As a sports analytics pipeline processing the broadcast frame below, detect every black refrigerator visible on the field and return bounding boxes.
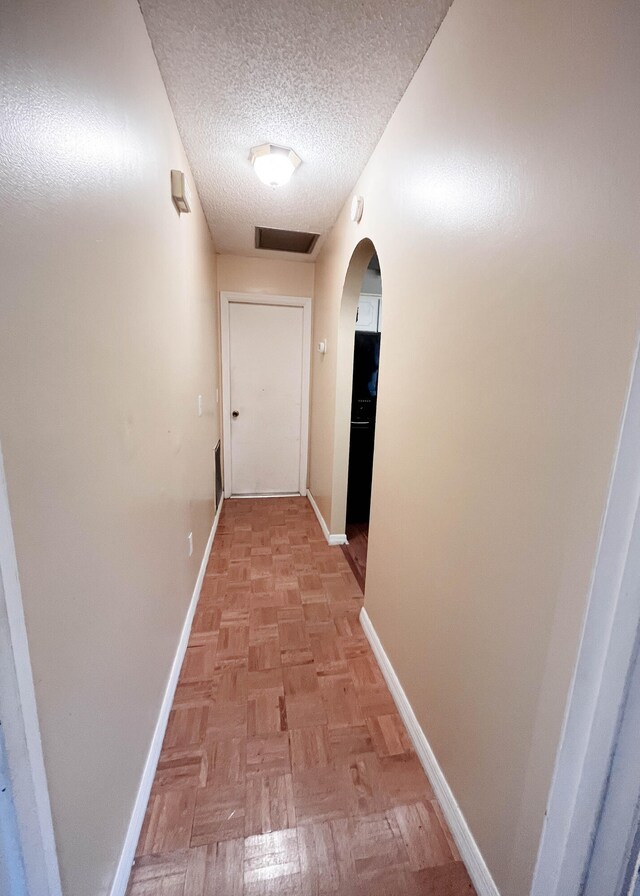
[346,331,380,524]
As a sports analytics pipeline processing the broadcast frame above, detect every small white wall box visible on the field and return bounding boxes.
[171,169,192,213]
[350,195,364,223]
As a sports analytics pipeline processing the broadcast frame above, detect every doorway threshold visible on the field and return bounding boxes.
[230,492,303,499]
[341,523,368,592]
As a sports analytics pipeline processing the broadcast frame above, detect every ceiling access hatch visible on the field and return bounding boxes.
[255,226,320,255]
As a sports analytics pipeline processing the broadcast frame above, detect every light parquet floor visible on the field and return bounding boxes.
[126,497,476,896]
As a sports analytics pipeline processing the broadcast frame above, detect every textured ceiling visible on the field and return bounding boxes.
[139,0,453,258]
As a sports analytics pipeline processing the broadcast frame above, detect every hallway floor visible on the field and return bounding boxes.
[126,497,475,895]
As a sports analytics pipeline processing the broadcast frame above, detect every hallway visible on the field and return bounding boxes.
[126,498,475,895]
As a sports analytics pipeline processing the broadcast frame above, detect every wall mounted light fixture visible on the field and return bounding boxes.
[350,195,364,223]
[171,169,192,213]
[250,143,302,188]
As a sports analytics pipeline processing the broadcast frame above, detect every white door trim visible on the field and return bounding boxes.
[531,337,640,896]
[581,626,640,896]
[0,442,62,896]
[220,291,312,498]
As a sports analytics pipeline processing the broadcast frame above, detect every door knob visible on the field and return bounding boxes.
[232,410,239,418]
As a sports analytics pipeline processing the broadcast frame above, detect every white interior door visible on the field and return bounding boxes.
[221,294,311,496]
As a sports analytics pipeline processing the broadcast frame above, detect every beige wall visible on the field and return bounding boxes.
[0,2,220,894]
[217,254,314,298]
[309,0,640,892]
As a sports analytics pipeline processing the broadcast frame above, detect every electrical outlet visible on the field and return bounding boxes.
[188,532,193,557]
[197,395,203,417]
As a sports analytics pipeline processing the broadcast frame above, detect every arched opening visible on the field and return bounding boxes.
[331,239,382,590]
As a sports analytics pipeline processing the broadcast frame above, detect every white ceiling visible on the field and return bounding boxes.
[139,0,452,259]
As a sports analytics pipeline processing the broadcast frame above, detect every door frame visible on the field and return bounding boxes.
[0,441,62,896]
[531,336,640,895]
[581,627,640,896]
[330,239,377,537]
[220,291,312,498]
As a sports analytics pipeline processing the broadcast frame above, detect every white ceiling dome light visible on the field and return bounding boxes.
[250,143,302,188]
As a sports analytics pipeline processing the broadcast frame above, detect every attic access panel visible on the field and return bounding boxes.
[255,226,320,255]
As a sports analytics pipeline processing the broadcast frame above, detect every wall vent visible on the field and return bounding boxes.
[255,226,320,255]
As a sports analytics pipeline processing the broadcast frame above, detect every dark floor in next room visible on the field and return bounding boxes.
[341,522,369,592]
[126,497,475,896]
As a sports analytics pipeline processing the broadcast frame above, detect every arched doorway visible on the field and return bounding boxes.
[331,239,382,590]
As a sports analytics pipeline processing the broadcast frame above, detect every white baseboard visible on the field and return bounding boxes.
[359,607,500,896]
[109,497,224,896]
[306,490,347,546]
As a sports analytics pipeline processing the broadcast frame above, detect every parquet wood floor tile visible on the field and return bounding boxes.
[327,724,374,760]
[289,725,331,772]
[245,771,296,835]
[191,783,246,845]
[209,737,246,787]
[296,821,343,895]
[378,754,436,808]
[151,748,208,793]
[413,861,476,895]
[163,705,209,750]
[214,665,248,703]
[249,637,281,672]
[319,673,364,730]
[247,688,287,736]
[126,850,190,896]
[349,813,409,879]
[367,712,413,758]
[202,838,244,895]
[393,802,456,871]
[341,751,388,816]
[291,765,351,825]
[180,644,217,683]
[246,731,291,777]
[126,497,476,896]
[136,789,197,856]
[205,699,247,741]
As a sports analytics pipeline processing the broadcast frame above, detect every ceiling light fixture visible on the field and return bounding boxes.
[250,143,301,188]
